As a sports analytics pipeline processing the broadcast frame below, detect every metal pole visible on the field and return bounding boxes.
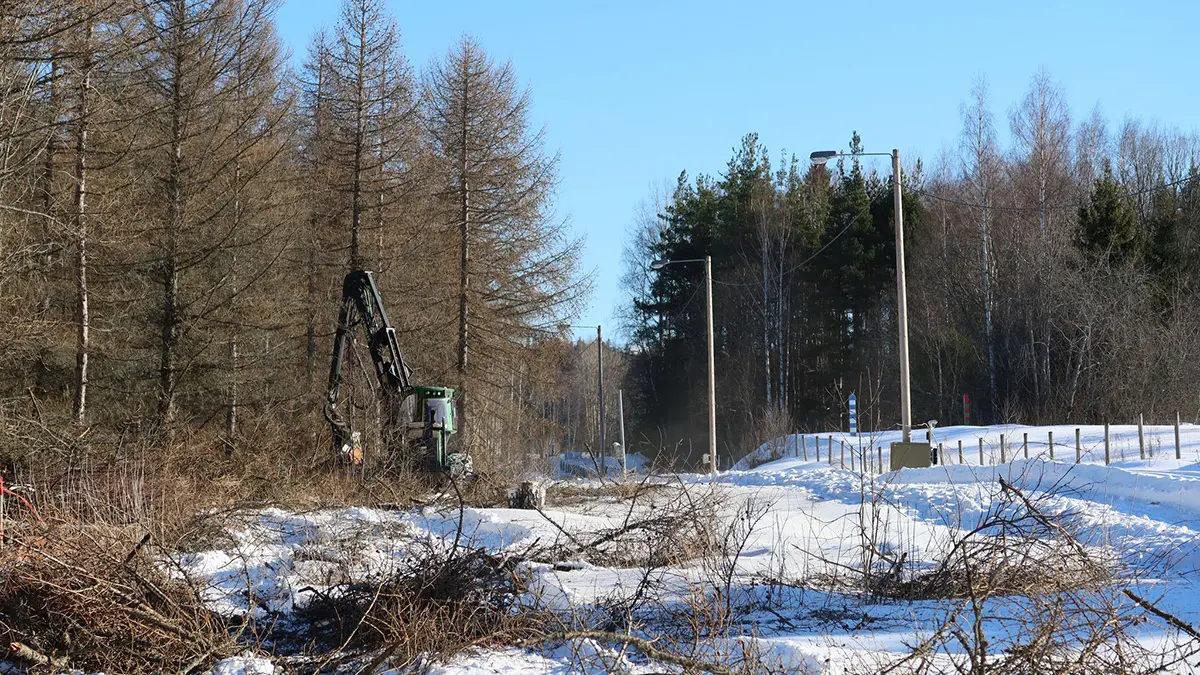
[705,255,717,475]
[1104,423,1110,465]
[1138,414,1145,460]
[1176,412,1182,460]
[893,149,912,443]
[598,325,605,475]
[618,389,627,474]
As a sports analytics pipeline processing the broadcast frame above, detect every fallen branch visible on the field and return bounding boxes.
[1122,589,1200,640]
[519,630,735,675]
[8,641,68,668]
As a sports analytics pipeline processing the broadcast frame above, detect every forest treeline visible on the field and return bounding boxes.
[0,0,592,472]
[622,75,1200,468]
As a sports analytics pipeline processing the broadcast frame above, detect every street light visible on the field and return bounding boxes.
[650,255,717,474]
[809,148,912,443]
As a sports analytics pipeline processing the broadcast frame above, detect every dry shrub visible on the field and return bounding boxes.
[833,477,1198,675]
[538,480,722,568]
[295,540,549,668]
[0,521,235,673]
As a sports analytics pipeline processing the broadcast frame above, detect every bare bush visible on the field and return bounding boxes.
[294,540,548,670]
[824,475,1200,674]
[0,522,235,673]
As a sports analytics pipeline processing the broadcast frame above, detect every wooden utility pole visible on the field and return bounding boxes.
[597,325,605,474]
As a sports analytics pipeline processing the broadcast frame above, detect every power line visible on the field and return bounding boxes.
[657,172,1198,293]
[911,172,1198,214]
[711,211,869,289]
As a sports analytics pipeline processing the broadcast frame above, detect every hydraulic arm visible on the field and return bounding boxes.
[324,271,466,474]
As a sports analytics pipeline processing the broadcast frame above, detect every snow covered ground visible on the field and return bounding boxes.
[191,424,1200,674]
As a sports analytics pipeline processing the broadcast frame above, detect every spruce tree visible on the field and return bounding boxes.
[1078,162,1140,266]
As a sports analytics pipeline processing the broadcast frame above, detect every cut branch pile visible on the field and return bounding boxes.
[295,540,549,668]
[0,524,234,673]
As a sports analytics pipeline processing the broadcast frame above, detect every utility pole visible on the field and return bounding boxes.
[893,149,911,442]
[649,256,718,474]
[705,256,716,474]
[618,389,627,475]
[597,324,605,474]
[811,148,911,442]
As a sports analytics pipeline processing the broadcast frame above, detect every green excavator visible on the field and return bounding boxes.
[323,271,470,477]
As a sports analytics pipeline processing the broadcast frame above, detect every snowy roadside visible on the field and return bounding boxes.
[169,424,1200,674]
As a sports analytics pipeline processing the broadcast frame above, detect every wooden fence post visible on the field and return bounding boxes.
[1023,432,1029,459]
[840,440,845,469]
[1176,413,1182,460]
[937,442,944,465]
[958,439,964,464]
[1048,430,1055,461]
[816,438,820,462]
[999,434,1006,463]
[828,436,833,465]
[1104,423,1110,465]
[1138,414,1146,460]
[878,446,883,474]
[979,438,985,465]
[801,435,808,461]
[1075,428,1081,464]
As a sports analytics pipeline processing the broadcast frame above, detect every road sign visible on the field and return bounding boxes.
[849,393,858,436]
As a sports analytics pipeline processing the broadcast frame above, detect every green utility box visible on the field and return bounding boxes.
[890,442,932,471]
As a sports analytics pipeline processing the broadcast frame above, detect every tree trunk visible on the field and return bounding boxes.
[71,31,91,425]
[456,63,471,442]
[158,0,185,430]
[457,173,470,438]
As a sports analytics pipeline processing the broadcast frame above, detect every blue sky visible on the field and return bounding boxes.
[275,0,1199,343]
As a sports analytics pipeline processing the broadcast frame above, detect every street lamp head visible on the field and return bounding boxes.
[809,150,838,166]
[650,259,670,270]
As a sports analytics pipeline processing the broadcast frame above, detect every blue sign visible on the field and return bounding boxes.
[848,393,858,436]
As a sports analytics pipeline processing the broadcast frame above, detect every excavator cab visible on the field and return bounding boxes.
[412,384,458,473]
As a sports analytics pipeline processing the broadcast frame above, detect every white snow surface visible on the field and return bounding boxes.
[180,424,1200,674]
